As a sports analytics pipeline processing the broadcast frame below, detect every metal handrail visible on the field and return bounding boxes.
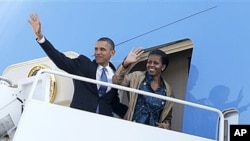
[28,69,224,141]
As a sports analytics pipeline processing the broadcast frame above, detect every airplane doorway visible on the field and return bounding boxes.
[119,38,193,132]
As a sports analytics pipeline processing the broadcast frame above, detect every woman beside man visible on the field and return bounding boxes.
[113,48,174,129]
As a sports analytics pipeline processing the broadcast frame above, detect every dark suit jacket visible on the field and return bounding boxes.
[38,37,127,117]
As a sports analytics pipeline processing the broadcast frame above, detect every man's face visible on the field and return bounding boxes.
[94,41,115,66]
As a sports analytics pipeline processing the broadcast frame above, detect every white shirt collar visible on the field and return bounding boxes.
[97,64,109,72]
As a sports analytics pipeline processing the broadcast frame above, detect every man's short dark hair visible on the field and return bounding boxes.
[97,37,115,50]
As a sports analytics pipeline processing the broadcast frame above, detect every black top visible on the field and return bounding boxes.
[38,37,127,117]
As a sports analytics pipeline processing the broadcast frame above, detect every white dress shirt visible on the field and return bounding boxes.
[96,65,114,92]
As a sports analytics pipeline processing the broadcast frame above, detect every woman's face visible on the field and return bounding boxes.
[146,55,166,77]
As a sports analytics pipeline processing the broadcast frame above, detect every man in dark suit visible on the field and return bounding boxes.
[28,13,127,118]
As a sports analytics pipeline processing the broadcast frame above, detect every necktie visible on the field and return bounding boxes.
[98,68,108,96]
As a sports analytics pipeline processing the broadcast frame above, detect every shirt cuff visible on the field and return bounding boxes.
[37,36,45,43]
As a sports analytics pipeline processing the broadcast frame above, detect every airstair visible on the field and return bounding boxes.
[0,69,229,141]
